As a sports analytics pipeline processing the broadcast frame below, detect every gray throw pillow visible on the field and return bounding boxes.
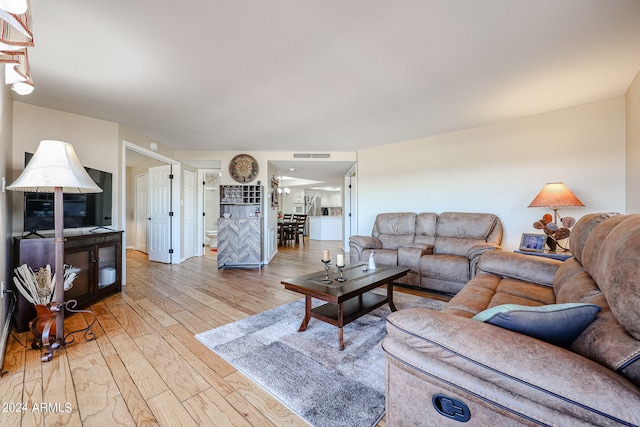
[472,303,601,347]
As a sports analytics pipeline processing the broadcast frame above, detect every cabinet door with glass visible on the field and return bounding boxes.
[97,243,120,291]
[64,246,94,305]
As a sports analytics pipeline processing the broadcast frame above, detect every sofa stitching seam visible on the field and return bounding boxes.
[617,349,640,371]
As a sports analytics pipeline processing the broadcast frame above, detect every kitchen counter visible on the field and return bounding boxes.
[309,216,342,240]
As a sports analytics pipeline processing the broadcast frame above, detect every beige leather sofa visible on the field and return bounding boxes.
[349,212,503,294]
[383,213,640,426]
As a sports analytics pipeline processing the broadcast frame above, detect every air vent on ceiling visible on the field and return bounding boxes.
[293,153,331,159]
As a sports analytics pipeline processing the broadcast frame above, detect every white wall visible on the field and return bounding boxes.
[356,97,627,251]
[11,102,120,234]
[626,70,640,213]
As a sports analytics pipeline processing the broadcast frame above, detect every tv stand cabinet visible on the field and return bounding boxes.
[12,231,123,332]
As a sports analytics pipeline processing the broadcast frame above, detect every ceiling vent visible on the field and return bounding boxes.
[293,153,331,159]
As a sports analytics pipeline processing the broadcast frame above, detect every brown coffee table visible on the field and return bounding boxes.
[281,263,410,350]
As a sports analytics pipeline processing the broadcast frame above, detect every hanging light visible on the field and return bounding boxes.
[3,48,33,94]
[0,0,33,49]
[11,78,33,95]
[0,0,33,94]
[0,0,28,15]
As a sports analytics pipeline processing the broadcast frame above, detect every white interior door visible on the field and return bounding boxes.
[135,173,148,253]
[148,164,172,263]
[183,168,196,260]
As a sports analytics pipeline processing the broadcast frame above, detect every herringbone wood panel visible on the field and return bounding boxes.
[217,219,262,266]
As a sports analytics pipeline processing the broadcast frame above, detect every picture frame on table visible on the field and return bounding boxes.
[519,233,546,253]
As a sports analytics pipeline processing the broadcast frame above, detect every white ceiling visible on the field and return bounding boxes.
[18,1,640,169]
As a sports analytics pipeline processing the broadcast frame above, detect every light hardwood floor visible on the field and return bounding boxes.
[1,239,447,426]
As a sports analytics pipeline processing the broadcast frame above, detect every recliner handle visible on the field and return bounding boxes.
[432,393,471,422]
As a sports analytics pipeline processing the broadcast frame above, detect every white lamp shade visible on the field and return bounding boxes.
[7,140,102,193]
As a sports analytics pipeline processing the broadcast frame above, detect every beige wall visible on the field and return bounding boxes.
[11,102,120,234]
[626,70,640,213]
[1,74,13,343]
[356,97,627,251]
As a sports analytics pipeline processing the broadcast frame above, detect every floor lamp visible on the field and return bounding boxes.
[7,140,101,361]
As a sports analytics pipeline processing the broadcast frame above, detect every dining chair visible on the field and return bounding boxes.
[293,214,307,246]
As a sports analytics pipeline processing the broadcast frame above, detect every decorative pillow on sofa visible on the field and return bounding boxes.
[472,303,601,347]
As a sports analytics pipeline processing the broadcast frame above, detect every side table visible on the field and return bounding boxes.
[514,250,572,261]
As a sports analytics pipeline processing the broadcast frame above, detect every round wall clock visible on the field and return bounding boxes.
[229,154,259,183]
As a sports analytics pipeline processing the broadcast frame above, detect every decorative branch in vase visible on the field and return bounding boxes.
[13,264,79,305]
[13,264,79,347]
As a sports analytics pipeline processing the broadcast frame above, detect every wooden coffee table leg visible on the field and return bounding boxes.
[387,281,397,312]
[338,303,345,351]
[298,296,312,331]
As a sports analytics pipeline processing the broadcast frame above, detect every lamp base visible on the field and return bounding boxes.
[29,300,97,362]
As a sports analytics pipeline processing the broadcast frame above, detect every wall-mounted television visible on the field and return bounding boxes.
[23,152,113,234]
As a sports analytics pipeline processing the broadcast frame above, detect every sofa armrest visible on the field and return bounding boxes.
[466,243,501,277]
[349,235,382,263]
[384,309,640,426]
[477,249,561,286]
[466,242,500,259]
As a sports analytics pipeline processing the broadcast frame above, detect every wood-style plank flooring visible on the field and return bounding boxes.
[1,239,447,426]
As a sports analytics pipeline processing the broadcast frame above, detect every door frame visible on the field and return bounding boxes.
[121,141,182,284]
[197,168,221,257]
[182,167,197,260]
[344,163,357,252]
[134,172,148,253]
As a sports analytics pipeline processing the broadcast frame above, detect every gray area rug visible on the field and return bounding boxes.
[195,290,446,427]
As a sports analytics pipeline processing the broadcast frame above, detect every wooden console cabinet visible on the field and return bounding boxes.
[11,231,123,332]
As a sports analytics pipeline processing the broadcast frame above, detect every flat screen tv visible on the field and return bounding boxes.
[23,152,113,234]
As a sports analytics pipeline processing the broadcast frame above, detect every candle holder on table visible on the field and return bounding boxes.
[321,260,333,284]
[336,264,346,282]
